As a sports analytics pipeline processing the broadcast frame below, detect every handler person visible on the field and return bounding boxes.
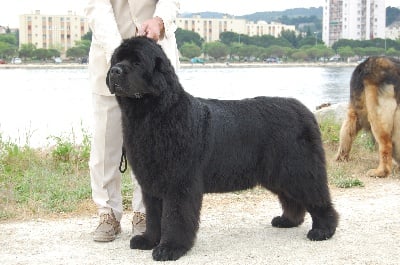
[85,0,180,242]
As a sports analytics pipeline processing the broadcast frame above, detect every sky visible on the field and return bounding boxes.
[1,0,399,28]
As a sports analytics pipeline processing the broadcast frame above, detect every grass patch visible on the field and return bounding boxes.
[0,129,136,221]
[328,166,364,188]
[319,116,341,144]
[333,177,364,188]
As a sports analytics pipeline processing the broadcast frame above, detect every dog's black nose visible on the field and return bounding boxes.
[110,66,123,75]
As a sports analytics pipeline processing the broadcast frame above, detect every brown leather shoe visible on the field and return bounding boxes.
[93,211,121,242]
[132,212,146,236]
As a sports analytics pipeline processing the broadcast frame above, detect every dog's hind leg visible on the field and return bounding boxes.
[306,203,339,241]
[271,193,306,228]
[336,105,361,161]
[391,106,400,168]
[365,83,396,177]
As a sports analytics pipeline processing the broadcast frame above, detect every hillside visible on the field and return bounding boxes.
[180,6,400,32]
[239,7,322,22]
[179,8,322,22]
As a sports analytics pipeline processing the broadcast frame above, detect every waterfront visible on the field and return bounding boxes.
[0,65,354,147]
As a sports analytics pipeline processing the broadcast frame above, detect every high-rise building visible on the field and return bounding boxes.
[322,0,386,47]
[19,10,89,54]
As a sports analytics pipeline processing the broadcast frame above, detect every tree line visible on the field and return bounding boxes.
[177,29,400,62]
[0,31,91,62]
[1,28,400,63]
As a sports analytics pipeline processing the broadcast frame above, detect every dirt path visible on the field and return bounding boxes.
[1,177,400,265]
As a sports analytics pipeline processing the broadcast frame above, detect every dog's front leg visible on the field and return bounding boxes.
[152,192,203,261]
[130,193,162,250]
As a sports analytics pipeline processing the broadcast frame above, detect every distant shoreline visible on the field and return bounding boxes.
[0,62,358,69]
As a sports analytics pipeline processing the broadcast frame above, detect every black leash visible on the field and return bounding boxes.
[119,146,127,173]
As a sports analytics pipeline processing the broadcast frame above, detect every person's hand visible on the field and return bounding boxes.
[138,17,164,41]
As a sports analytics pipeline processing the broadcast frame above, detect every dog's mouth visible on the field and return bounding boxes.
[110,82,144,99]
[133,93,143,99]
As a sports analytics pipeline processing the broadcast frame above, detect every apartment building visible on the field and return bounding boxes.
[176,15,295,42]
[19,10,89,54]
[323,0,386,46]
[386,21,400,40]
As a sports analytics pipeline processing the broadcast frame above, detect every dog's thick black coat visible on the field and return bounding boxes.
[107,37,338,261]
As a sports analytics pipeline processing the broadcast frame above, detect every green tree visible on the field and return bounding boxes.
[280,29,298,48]
[33,48,50,60]
[291,50,308,61]
[47,49,61,58]
[180,42,202,58]
[66,39,90,59]
[19,43,36,59]
[320,46,335,60]
[250,35,279,48]
[81,30,92,41]
[0,41,17,58]
[298,36,318,48]
[305,46,321,61]
[228,42,243,60]
[237,44,259,60]
[175,28,203,49]
[353,47,367,57]
[266,45,286,58]
[386,48,400,58]
[204,41,228,61]
[220,32,241,45]
[66,47,87,58]
[363,47,385,56]
[331,39,358,51]
[76,40,91,51]
[337,46,355,60]
[0,34,17,46]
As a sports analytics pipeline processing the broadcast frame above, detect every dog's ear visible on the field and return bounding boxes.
[154,56,169,73]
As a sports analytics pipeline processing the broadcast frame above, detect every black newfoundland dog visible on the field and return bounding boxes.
[107,37,338,261]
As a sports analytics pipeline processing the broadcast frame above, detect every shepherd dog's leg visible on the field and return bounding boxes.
[391,107,400,170]
[365,82,396,177]
[336,105,361,161]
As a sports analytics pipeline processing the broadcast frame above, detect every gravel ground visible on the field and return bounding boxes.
[1,178,400,265]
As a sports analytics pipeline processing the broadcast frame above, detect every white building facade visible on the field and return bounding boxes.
[323,0,386,46]
[176,15,295,42]
[19,10,89,54]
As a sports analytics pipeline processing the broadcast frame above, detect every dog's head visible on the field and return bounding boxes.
[106,37,175,99]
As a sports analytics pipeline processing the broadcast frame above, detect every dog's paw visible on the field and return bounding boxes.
[152,244,188,261]
[335,152,349,162]
[130,235,157,250]
[366,168,389,178]
[307,228,335,241]
[271,216,299,228]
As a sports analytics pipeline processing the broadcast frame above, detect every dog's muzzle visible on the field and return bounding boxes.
[108,66,124,94]
[108,65,144,99]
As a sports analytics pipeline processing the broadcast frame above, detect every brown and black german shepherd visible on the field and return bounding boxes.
[336,56,400,177]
